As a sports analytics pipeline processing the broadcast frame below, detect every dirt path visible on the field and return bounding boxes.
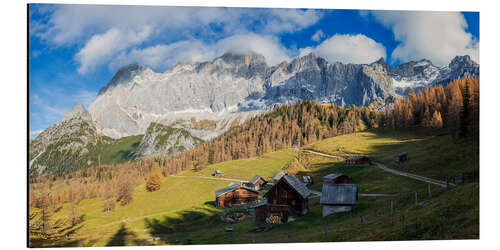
[302,149,345,160]
[170,175,246,183]
[303,149,454,188]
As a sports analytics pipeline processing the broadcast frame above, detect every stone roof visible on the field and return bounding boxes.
[320,183,358,205]
[283,175,312,199]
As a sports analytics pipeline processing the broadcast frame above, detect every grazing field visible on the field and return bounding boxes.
[178,150,301,180]
[304,128,479,181]
[31,129,479,247]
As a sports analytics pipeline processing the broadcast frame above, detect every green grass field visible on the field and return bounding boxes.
[31,128,479,247]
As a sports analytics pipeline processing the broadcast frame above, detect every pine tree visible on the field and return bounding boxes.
[460,81,471,137]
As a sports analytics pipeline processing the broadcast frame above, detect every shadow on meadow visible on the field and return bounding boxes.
[106,223,147,246]
[144,207,222,244]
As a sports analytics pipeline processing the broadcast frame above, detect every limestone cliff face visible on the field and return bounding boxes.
[87,52,478,140]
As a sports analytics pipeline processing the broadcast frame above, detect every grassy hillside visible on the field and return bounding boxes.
[93,135,143,165]
[30,128,479,247]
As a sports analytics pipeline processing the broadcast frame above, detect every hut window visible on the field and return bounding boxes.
[291,200,296,206]
[273,199,277,204]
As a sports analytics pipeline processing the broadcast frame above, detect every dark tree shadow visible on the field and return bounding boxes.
[106,223,143,246]
[144,208,222,244]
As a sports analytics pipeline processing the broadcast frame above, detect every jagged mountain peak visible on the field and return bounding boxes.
[62,103,92,122]
[98,63,150,96]
[450,55,478,68]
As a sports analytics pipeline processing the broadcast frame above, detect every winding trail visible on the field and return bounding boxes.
[303,149,454,188]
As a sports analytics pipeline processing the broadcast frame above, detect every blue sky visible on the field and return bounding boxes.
[28,5,479,138]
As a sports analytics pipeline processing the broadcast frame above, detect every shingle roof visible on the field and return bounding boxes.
[283,175,312,199]
[273,171,287,181]
[320,183,358,205]
[323,173,347,181]
[346,156,367,161]
[215,183,258,197]
[250,175,264,184]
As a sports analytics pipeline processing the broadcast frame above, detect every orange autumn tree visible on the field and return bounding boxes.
[146,171,162,192]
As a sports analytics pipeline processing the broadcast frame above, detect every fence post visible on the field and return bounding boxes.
[323,221,328,238]
[445,176,449,189]
[460,173,465,184]
[428,184,432,199]
[415,191,418,206]
[390,200,394,216]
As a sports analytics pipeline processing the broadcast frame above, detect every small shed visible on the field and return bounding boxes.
[249,175,267,191]
[344,156,371,167]
[320,183,358,217]
[215,183,259,208]
[394,152,408,164]
[323,173,351,184]
[265,174,311,216]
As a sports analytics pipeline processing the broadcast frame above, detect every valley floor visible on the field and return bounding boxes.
[29,128,479,247]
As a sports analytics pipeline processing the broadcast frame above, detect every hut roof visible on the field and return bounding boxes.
[345,156,368,161]
[250,175,265,184]
[395,152,408,157]
[323,173,347,181]
[320,183,358,205]
[282,175,312,199]
[273,171,287,181]
[215,183,257,197]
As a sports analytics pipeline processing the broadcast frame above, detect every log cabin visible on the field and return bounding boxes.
[264,174,311,216]
[323,173,351,184]
[249,175,267,191]
[344,156,372,167]
[215,183,259,208]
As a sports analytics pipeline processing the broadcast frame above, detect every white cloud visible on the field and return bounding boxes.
[300,34,386,64]
[264,9,323,34]
[369,10,479,66]
[311,30,325,42]
[75,26,152,74]
[110,33,290,71]
[33,5,323,45]
[31,5,324,74]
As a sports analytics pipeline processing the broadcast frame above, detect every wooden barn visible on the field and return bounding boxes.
[323,173,351,184]
[264,174,311,216]
[249,175,267,191]
[215,183,259,208]
[320,183,358,217]
[394,152,408,164]
[344,156,371,167]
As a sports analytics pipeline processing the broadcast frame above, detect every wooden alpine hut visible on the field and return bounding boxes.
[344,156,371,167]
[323,173,351,184]
[215,183,259,208]
[249,175,268,191]
[264,174,312,216]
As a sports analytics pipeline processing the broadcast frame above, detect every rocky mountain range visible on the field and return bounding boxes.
[88,52,478,140]
[29,51,478,176]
